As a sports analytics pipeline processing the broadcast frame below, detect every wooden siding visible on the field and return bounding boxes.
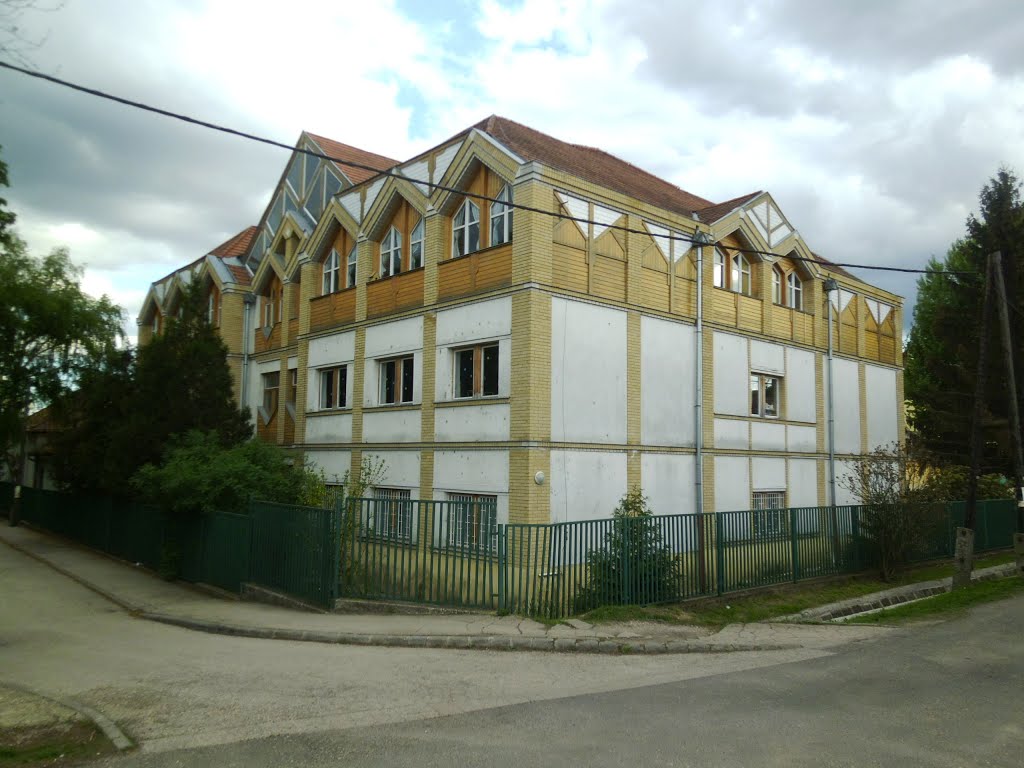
[257,414,277,443]
[552,242,588,293]
[592,254,626,302]
[438,244,513,301]
[254,323,281,354]
[367,268,425,318]
[639,268,669,312]
[767,304,814,344]
[671,277,696,317]
[310,288,356,331]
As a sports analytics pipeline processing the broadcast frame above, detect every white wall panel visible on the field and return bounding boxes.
[434,404,510,442]
[551,299,627,443]
[303,450,351,483]
[370,450,421,491]
[714,456,750,512]
[363,409,421,443]
[786,347,816,423]
[713,332,749,416]
[714,419,749,449]
[641,316,695,446]
[304,413,352,444]
[787,458,819,507]
[550,450,627,523]
[434,450,509,494]
[787,425,817,453]
[750,340,785,374]
[830,358,861,454]
[435,297,511,345]
[308,331,355,368]
[752,457,787,490]
[751,422,786,451]
[364,316,423,358]
[641,453,696,517]
[835,459,860,505]
[865,365,899,449]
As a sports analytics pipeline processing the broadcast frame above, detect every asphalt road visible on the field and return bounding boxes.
[3,540,1022,767]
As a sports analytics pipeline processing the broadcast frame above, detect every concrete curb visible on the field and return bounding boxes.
[3,681,134,752]
[139,612,797,654]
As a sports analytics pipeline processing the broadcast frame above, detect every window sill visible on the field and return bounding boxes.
[319,286,357,299]
[435,396,510,408]
[364,403,421,413]
[370,265,425,284]
[308,407,352,417]
[447,241,512,262]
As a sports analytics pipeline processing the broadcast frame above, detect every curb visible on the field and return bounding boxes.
[3,681,134,752]
[140,612,797,655]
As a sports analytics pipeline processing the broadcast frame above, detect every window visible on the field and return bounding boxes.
[772,265,783,305]
[787,272,803,310]
[731,254,752,295]
[381,226,402,278]
[713,248,725,288]
[454,344,499,398]
[319,365,348,409]
[410,217,424,270]
[261,371,279,420]
[452,199,480,258]
[379,356,414,405]
[346,245,357,289]
[490,184,513,246]
[370,488,412,542]
[207,293,218,326]
[750,373,781,418]
[263,289,278,327]
[752,491,788,539]
[322,248,340,294]
[447,493,498,552]
[288,369,297,407]
[152,314,159,335]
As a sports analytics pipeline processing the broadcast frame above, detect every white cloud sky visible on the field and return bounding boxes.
[2,0,1023,334]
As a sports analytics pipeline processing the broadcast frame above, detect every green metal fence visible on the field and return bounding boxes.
[341,497,500,609]
[0,481,15,517]
[250,501,340,609]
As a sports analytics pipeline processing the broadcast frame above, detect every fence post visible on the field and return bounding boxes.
[330,503,341,602]
[497,524,507,613]
[790,507,800,582]
[622,517,631,605]
[851,506,861,571]
[715,513,725,596]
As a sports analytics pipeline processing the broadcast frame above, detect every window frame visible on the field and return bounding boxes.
[489,184,513,246]
[453,342,500,400]
[452,199,481,259]
[731,253,752,296]
[380,226,402,278]
[750,372,782,419]
[787,271,803,311]
[369,487,413,543]
[410,217,424,270]
[346,244,358,289]
[318,364,349,410]
[772,265,784,305]
[446,493,498,553]
[322,248,340,295]
[260,370,280,424]
[378,355,415,406]
[713,248,726,288]
[752,490,788,539]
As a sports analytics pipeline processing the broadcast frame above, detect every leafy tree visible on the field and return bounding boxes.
[131,430,311,516]
[905,169,1024,473]
[574,488,680,612]
[0,232,124,482]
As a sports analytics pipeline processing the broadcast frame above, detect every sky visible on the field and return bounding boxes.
[2,0,1023,341]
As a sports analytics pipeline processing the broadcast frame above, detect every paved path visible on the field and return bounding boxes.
[0,524,892,654]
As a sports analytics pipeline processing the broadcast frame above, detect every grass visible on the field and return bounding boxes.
[0,723,115,767]
[580,551,1018,629]
[845,577,1024,624]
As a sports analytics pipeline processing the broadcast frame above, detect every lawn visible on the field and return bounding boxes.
[845,576,1024,624]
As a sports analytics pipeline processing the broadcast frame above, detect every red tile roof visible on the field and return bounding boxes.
[694,192,763,224]
[473,116,714,217]
[306,133,399,185]
[209,226,258,259]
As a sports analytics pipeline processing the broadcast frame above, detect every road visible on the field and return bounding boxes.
[2,541,1022,767]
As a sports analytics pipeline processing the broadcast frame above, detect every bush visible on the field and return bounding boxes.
[574,488,681,612]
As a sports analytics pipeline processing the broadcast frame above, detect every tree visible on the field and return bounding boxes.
[0,231,124,482]
[905,169,1024,473]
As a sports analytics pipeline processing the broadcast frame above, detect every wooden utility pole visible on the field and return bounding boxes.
[991,252,1024,539]
[956,253,996,587]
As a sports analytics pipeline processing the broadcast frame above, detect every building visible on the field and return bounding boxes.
[138,116,903,532]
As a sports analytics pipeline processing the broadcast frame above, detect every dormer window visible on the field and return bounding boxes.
[381,226,402,278]
[490,184,513,246]
[453,200,480,258]
[410,217,424,270]
[322,248,340,295]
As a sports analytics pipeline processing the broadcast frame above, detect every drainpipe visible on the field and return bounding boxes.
[692,229,710,517]
[241,293,256,411]
[823,277,839,506]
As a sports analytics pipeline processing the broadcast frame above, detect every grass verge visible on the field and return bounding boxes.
[845,576,1024,624]
[0,722,115,767]
[580,551,1018,628]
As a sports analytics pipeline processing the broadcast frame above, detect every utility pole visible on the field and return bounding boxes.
[956,253,996,588]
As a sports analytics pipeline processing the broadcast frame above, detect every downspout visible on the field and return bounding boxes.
[693,229,710,517]
[823,278,839,506]
[241,293,256,412]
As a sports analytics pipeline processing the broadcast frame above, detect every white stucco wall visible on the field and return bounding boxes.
[787,458,819,507]
[304,413,353,444]
[785,347,816,423]
[714,456,750,513]
[303,450,352,483]
[433,450,510,495]
[830,358,861,454]
[640,453,696,517]
[362,409,421,443]
[640,316,695,446]
[370,450,421,494]
[750,339,785,374]
[549,449,627,523]
[865,365,899,449]
[787,425,817,453]
[751,422,787,451]
[364,316,423,359]
[551,298,627,444]
[435,296,511,346]
[834,459,860,505]
[434,404,510,442]
[308,331,355,368]
[714,419,748,449]
[752,457,787,490]
[713,332,749,417]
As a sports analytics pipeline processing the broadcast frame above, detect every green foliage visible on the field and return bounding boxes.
[334,456,387,594]
[0,237,123,476]
[131,431,311,516]
[0,145,16,249]
[920,465,1014,502]
[574,487,681,612]
[905,169,1024,473]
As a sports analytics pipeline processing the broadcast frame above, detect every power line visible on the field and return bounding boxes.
[0,59,978,279]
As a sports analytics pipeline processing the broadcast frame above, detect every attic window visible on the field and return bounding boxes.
[453,200,480,258]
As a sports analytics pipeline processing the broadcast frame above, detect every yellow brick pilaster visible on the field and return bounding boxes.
[703,454,715,513]
[295,338,309,443]
[896,369,907,447]
[281,280,296,346]
[420,313,437,445]
[856,296,867,358]
[510,290,551,442]
[511,178,553,286]
[422,212,442,306]
[816,351,826,453]
[298,263,318,336]
[276,354,288,444]
[817,459,827,506]
[509,447,550,524]
[701,326,715,449]
[351,327,366,444]
[892,307,904,367]
[355,238,372,322]
[859,362,868,452]
[624,215,644,307]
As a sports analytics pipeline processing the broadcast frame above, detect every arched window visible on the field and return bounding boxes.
[787,272,803,310]
[322,248,340,294]
[713,248,726,288]
[410,217,425,270]
[453,199,480,258]
[381,226,402,278]
[490,184,513,246]
[346,244,357,289]
[731,253,752,296]
[772,265,783,305]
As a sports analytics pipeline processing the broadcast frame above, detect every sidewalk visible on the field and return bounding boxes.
[0,523,925,655]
